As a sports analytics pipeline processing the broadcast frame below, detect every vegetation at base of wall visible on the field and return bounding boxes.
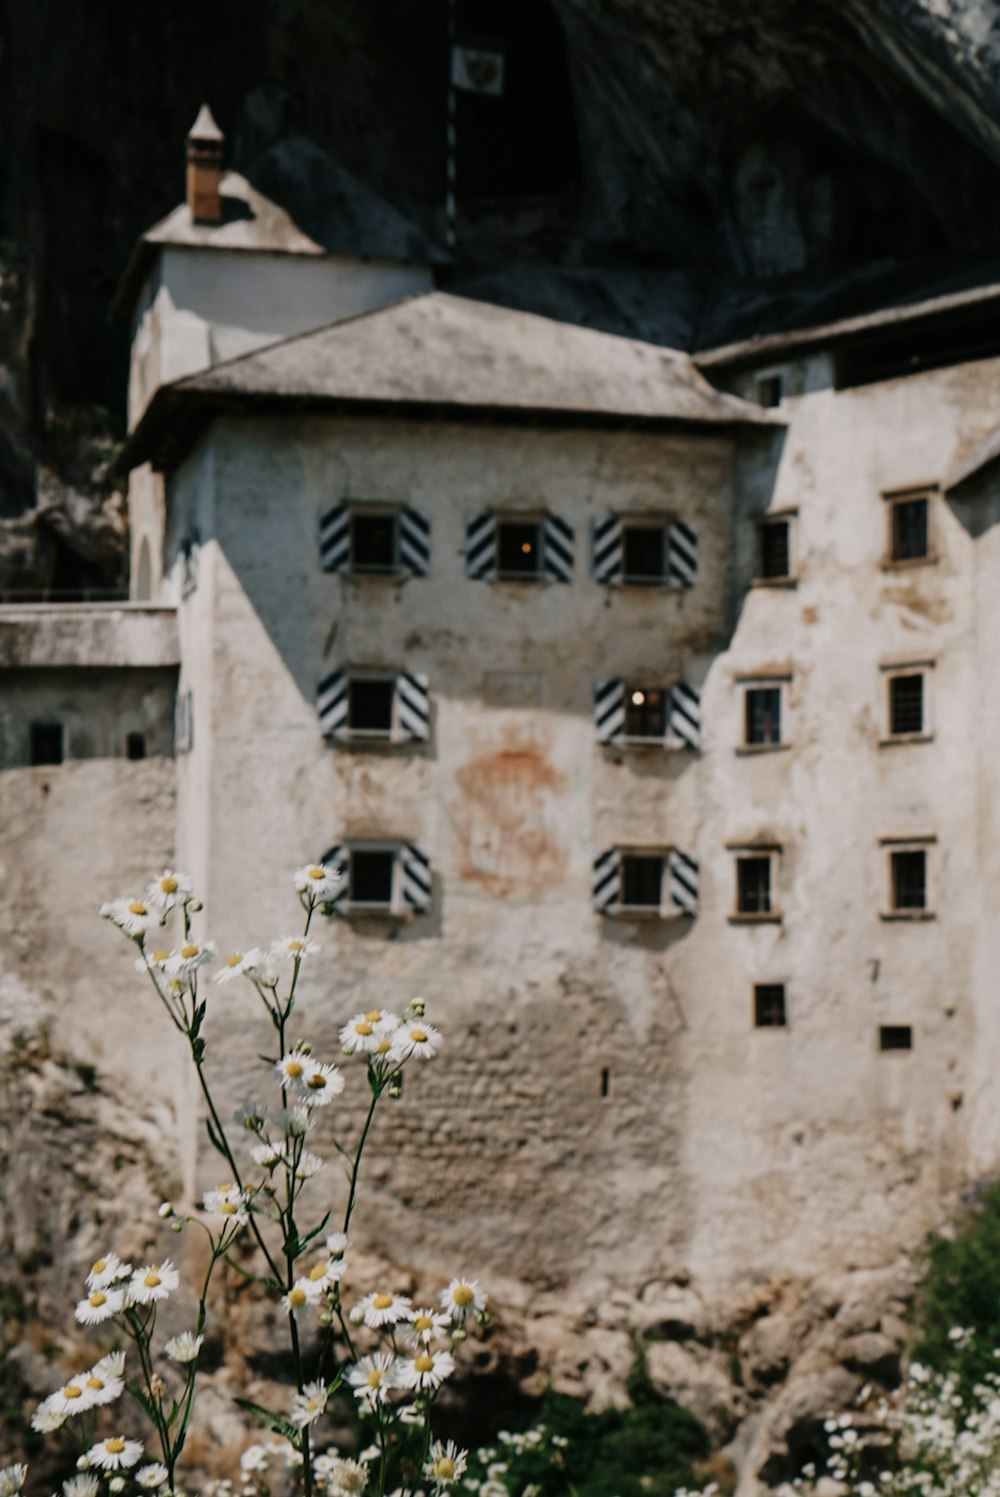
[911,1180,1000,1385]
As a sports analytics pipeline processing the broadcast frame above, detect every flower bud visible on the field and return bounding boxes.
[151,1373,167,1400]
[158,1201,174,1218]
[172,1219,184,1233]
[109,1479,126,1494]
[189,899,204,912]
[77,1457,91,1471]
[452,1326,468,1344]
[411,998,426,1018]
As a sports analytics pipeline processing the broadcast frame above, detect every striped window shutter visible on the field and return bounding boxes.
[319,503,351,573]
[465,513,497,579]
[396,672,430,741]
[592,849,622,913]
[667,681,701,749]
[400,844,432,913]
[316,669,349,740]
[594,679,625,745]
[667,521,697,588]
[319,845,349,911]
[542,516,574,582]
[591,517,623,584]
[668,849,699,915]
[399,506,430,576]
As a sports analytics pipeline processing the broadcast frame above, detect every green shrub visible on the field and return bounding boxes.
[912,1181,1000,1385]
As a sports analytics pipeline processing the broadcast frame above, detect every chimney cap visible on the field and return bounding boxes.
[187,104,224,144]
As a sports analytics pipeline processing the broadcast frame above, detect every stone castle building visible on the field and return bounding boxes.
[8,109,1000,1302]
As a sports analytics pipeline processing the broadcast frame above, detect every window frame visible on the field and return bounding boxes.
[883,486,936,569]
[736,672,791,754]
[728,843,782,923]
[29,720,65,767]
[622,683,670,745]
[753,983,788,1028]
[880,659,933,745]
[880,835,935,921]
[343,841,404,916]
[620,517,670,585]
[494,516,546,582]
[345,673,400,742]
[754,514,796,585]
[348,506,401,576]
[879,1025,914,1053]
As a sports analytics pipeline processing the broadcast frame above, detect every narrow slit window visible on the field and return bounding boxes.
[879,1025,913,1052]
[496,520,543,579]
[756,375,784,408]
[622,523,666,583]
[30,721,64,766]
[349,850,396,907]
[889,674,924,736]
[125,731,147,761]
[348,679,395,735]
[745,687,782,746]
[891,849,926,911]
[621,854,663,909]
[351,513,398,573]
[624,686,667,740]
[889,497,929,562]
[737,856,772,914]
[754,984,787,1027]
[758,519,791,580]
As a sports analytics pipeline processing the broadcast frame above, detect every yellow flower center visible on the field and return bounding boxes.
[128,902,148,916]
[415,1314,433,1332]
[307,1072,326,1090]
[286,1060,304,1078]
[354,1022,373,1037]
[434,1459,457,1481]
[144,1272,161,1288]
[414,1354,434,1373]
[218,1182,234,1192]
[289,1288,307,1309]
[410,1029,428,1043]
[375,1037,392,1054]
[288,940,305,952]
[87,1377,105,1390]
[309,1263,328,1281]
[308,867,326,879]
[453,1285,474,1306]
[180,944,199,959]
[372,1293,393,1310]
[367,1369,383,1387]
[89,1292,107,1307]
[220,1202,238,1215]
[106,1439,126,1455]
[365,1010,383,1022]
[91,1258,107,1274]
[160,876,178,893]
[64,1385,83,1400]
[226,953,243,967]
[152,950,169,962]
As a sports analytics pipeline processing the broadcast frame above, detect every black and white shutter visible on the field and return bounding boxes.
[591,516,623,584]
[667,521,697,588]
[319,503,351,573]
[592,849,622,913]
[396,672,430,741]
[594,679,625,746]
[667,681,701,749]
[542,516,574,583]
[668,849,699,915]
[318,845,349,912]
[465,513,497,580]
[400,844,432,913]
[316,669,349,740]
[399,506,430,576]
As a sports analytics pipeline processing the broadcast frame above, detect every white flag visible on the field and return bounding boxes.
[451,43,505,96]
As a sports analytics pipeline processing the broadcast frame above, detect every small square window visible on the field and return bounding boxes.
[756,374,784,409]
[624,686,667,740]
[745,686,782,746]
[349,849,396,907]
[30,721,64,766]
[351,513,398,573]
[890,849,926,911]
[621,854,663,910]
[879,1025,913,1052]
[737,856,772,914]
[125,731,147,761]
[888,674,924,736]
[889,496,929,563]
[754,984,787,1027]
[497,520,543,579]
[348,679,395,735]
[622,523,666,583]
[758,519,791,580]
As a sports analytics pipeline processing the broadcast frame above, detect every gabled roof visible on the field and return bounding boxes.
[944,422,1000,495]
[117,291,781,474]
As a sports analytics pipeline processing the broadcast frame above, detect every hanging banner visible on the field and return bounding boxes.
[451,38,505,96]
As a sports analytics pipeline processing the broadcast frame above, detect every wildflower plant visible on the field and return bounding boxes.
[11,863,488,1497]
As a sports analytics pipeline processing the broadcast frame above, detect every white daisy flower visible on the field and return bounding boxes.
[275,1051,318,1087]
[391,1021,442,1062]
[440,1278,487,1322]
[30,1399,66,1432]
[425,1441,468,1487]
[271,935,321,963]
[290,1380,328,1428]
[298,1150,325,1179]
[327,1459,369,1495]
[145,869,193,913]
[129,1259,180,1305]
[75,1287,125,1325]
[87,1437,144,1472]
[0,1465,27,1496]
[91,1351,126,1381]
[273,1105,310,1137]
[347,1352,398,1408]
[203,1184,250,1227]
[46,1379,95,1418]
[136,1463,169,1489]
[242,947,281,986]
[294,864,342,901]
[87,1253,132,1291]
[395,1349,455,1392]
[251,1140,285,1167]
[166,941,216,980]
[164,1331,204,1363]
[80,1359,125,1407]
[325,1232,348,1257]
[240,1445,271,1474]
[282,1284,318,1317]
[339,1012,399,1055]
[100,897,159,937]
[357,1290,412,1328]
[404,1307,453,1346]
[300,1064,344,1107]
[233,1098,268,1131]
[135,946,172,974]
[301,1256,344,1290]
[62,1477,100,1497]
[215,951,253,985]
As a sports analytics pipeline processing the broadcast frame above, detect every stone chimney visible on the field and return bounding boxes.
[186,104,224,224]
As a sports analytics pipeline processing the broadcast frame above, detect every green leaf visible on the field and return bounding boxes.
[294,1211,333,1255]
[126,1379,159,1423]
[234,1397,302,1447]
[205,1114,228,1157]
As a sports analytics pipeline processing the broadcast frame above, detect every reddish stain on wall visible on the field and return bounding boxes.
[455,737,569,897]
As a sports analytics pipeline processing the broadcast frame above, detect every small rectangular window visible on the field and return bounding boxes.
[349,850,396,907]
[879,1025,913,1052]
[754,984,787,1027]
[889,496,929,562]
[125,731,147,761]
[30,722,64,766]
[745,687,782,746]
[621,854,663,910]
[624,686,667,740]
[351,512,398,573]
[756,374,784,409]
[891,849,926,911]
[622,523,666,583]
[348,679,395,735]
[888,674,924,736]
[758,519,791,580]
[737,856,772,914]
[496,520,543,579]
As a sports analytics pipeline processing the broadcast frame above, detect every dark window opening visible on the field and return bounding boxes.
[348,679,395,734]
[758,520,791,580]
[737,856,772,914]
[497,520,542,578]
[349,850,395,906]
[621,854,663,909]
[757,375,784,408]
[600,1067,610,1098]
[889,674,924,736]
[622,524,666,583]
[125,731,147,761]
[624,686,667,740]
[745,687,782,746]
[754,984,787,1028]
[30,721,64,766]
[835,306,1000,390]
[891,849,926,911]
[879,1025,913,1052]
[890,498,929,562]
[351,513,397,573]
